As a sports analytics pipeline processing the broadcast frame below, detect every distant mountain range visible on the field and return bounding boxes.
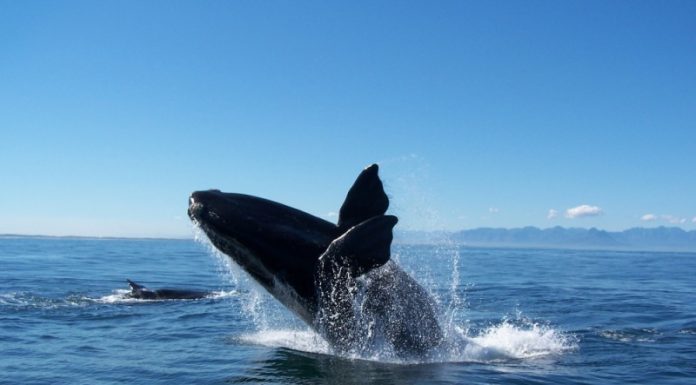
[396,226,696,252]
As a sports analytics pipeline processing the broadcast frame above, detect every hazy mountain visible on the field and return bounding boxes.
[396,226,696,251]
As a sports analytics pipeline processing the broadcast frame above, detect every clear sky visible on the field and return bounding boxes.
[1,1,695,237]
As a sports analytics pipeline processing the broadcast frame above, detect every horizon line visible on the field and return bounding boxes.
[2,224,695,241]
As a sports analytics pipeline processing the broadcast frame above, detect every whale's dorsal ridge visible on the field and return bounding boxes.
[323,214,398,276]
[337,164,390,231]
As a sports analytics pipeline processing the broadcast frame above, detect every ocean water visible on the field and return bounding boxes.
[1,236,695,384]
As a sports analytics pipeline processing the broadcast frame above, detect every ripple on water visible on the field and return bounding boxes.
[598,328,662,343]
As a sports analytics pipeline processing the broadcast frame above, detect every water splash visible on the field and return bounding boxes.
[191,169,577,365]
[192,223,241,287]
[195,223,577,364]
[236,317,576,364]
[230,253,576,364]
[192,222,297,332]
[95,289,238,304]
[97,289,140,304]
[461,321,577,361]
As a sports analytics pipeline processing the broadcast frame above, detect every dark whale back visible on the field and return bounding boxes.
[126,279,209,300]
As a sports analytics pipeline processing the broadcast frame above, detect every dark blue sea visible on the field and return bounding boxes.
[2,235,695,384]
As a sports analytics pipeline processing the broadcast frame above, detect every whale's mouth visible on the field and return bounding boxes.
[187,192,243,253]
[188,193,220,224]
[188,197,204,221]
[188,196,199,209]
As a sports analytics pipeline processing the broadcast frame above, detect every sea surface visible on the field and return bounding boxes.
[1,235,695,384]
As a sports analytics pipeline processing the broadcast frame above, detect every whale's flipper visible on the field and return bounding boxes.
[316,214,398,353]
[337,164,389,231]
[322,215,398,276]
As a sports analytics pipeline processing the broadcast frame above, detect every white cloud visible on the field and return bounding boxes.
[641,214,657,221]
[662,215,686,224]
[565,204,603,219]
[488,207,500,214]
[547,209,558,219]
[326,211,338,218]
[641,213,692,225]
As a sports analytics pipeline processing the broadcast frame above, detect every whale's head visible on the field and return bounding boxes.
[187,164,395,323]
[188,190,337,316]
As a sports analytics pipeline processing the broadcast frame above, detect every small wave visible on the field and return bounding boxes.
[599,328,662,343]
[237,329,331,354]
[0,292,92,309]
[0,292,29,307]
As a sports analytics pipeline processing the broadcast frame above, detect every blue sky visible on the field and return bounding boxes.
[1,1,695,237]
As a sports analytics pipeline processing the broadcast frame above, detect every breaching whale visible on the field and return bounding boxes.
[125,279,210,300]
[188,164,442,357]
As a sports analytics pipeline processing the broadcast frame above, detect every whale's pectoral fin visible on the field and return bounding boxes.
[323,215,398,276]
[316,214,398,353]
[337,164,389,231]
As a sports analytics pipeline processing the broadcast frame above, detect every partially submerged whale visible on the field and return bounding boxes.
[125,279,210,300]
[188,164,442,357]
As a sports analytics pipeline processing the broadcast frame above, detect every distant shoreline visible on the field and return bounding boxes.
[0,233,191,242]
[393,239,696,254]
[394,225,696,253]
[3,225,696,253]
